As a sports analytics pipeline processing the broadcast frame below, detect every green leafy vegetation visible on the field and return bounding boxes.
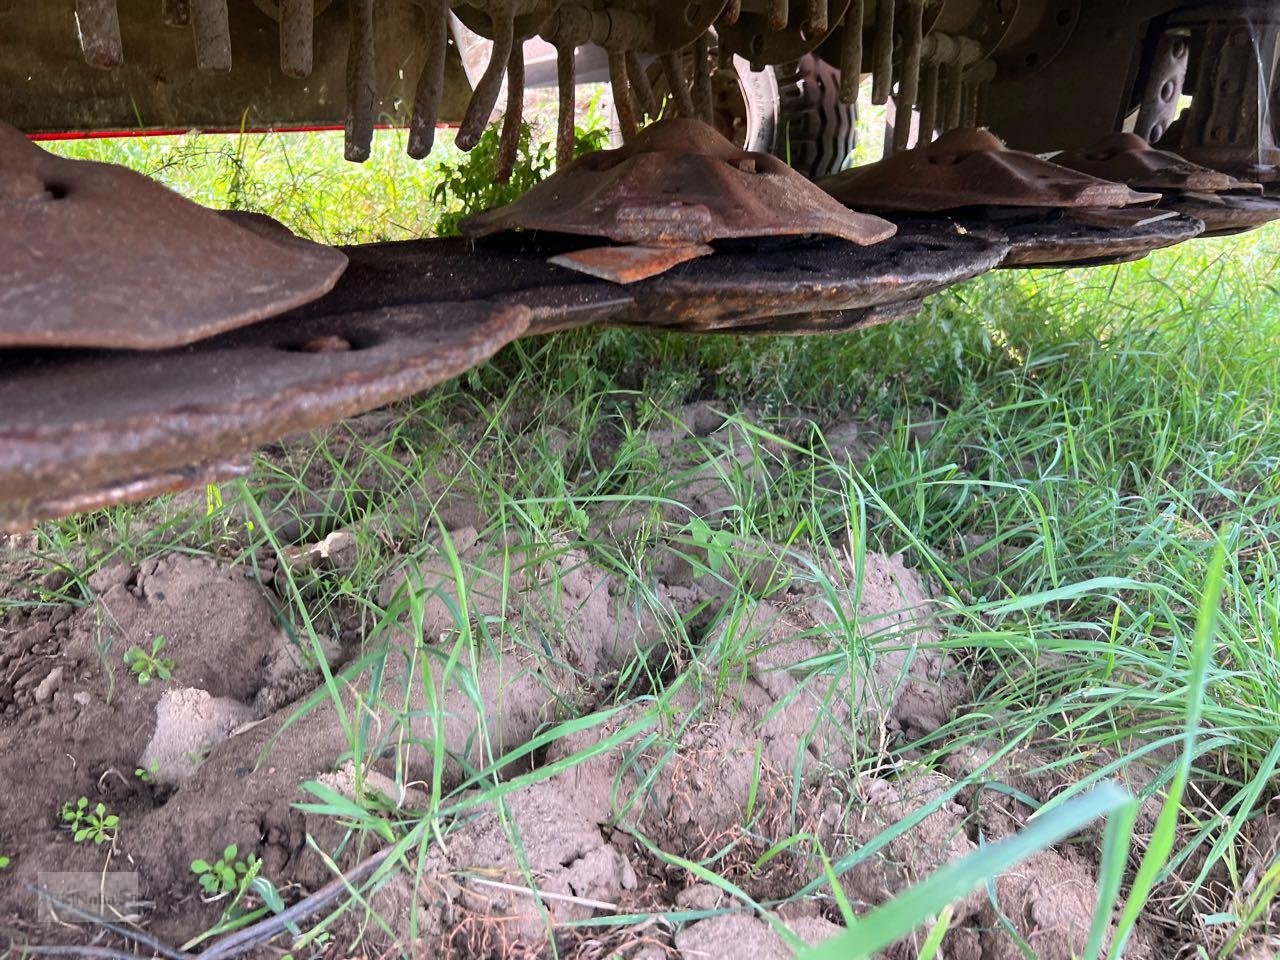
[191,843,260,899]
[123,634,174,684]
[60,797,119,845]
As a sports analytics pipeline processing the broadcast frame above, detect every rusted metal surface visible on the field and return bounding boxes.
[873,209,1204,270]
[1055,133,1248,193]
[21,460,252,532]
[461,118,897,248]
[0,125,349,350]
[658,53,697,117]
[0,228,1005,528]
[314,237,636,336]
[870,0,894,104]
[0,295,531,530]
[296,230,1004,337]
[11,0,1275,187]
[548,243,715,283]
[190,0,233,72]
[992,210,1205,268]
[455,1,516,151]
[277,0,315,79]
[820,128,1158,213]
[893,0,926,152]
[1166,193,1280,238]
[837,0,864,102]
[407,0,450,159]
[717,0,851,68]
[216,208,315,241]
[344,0,376,161]
[1053,132,1280,236]
[729,297,925,336]
[619,229,1006,332]
[74,0,124,69]
[497,41,527,179]
[453,0,560,46]
[3,1,472,136]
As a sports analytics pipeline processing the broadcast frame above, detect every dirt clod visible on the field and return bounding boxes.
[96,554,285,702]
[674,913,842,959]
[139,687,256,786]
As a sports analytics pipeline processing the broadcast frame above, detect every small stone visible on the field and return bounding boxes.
[72,691,91,707]
[139,687,255,786]
[34,666,64,703]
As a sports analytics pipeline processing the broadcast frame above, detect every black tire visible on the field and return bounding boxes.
[772,55,858,179]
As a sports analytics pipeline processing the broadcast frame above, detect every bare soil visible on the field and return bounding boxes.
[0,404,1222,957]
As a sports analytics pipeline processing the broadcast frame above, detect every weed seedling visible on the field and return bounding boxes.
[683,517,735,576]
[123,635,174,684]
[191,844,260,899]
[135,760,160,784]
[60,797,119,845]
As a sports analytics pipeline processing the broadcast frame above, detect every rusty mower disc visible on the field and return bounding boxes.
[0,123,349,350]
[0,293,530,530]
[460,117,896,250]
[1054,133,1280,238]
[820,128,1158,213]
[1054,132,1250,193]
[1163,193,1280,238]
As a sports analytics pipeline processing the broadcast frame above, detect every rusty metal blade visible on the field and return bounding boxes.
[873,211,1204,270]
[729,298,926,336]
[0,123,349,349]
[1163,192,1280,238]
[321,232,1006,336]
[547,243,714,283]
[26,459,251,526]
[1061,207,1179,229]
[617,231,1006,332]
[992,211,1204,268]
[310,233,1005,337]
[821,128,1159,213]
[460,117,897,247]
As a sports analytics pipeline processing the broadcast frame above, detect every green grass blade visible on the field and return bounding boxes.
[1108,535,1228,957]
